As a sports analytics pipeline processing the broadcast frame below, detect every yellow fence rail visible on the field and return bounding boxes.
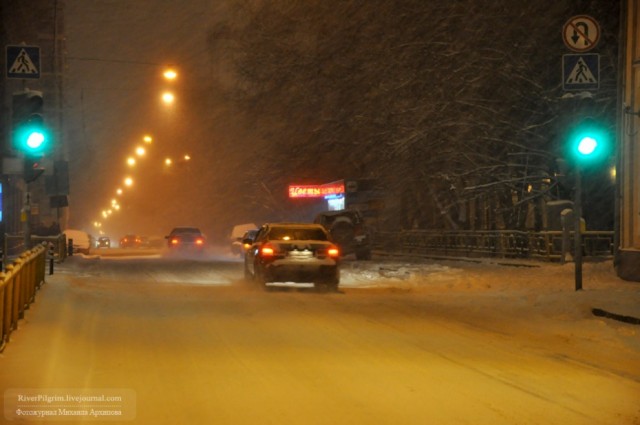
[0,244,47,352]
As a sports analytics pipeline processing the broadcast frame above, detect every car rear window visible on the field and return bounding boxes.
[268,227,328,241]
[172,228,202,235]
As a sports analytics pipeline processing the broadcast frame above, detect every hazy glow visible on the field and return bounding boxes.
[165,158,173,166]
[127,157,136,166]
[135,146,146,157]
[143,135,153,143]
[124,177,133,187]
[184,154,191,161]
[116,188,123,195]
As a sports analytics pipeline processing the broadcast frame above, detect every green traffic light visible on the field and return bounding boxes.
[577,136,597,156]
[26,131,46,150]
[14,123,50,154]
[568,117,609,164]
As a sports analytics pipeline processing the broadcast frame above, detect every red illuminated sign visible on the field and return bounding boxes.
[288,181,345,198]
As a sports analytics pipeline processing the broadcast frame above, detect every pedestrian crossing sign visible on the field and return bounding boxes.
[563,53,599,91]
[6,45,40,79]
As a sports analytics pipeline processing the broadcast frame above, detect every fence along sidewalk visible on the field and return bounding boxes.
[0,244,47,352]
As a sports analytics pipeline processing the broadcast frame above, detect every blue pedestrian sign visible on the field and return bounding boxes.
[562,53,599,91]
[6,45,40,79]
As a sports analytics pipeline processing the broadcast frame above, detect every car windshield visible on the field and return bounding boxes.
[171,228,202,235]
[268,227,328,241]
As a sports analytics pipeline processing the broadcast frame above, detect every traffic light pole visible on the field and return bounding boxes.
[23,191,32,250]
[574,166,583,291]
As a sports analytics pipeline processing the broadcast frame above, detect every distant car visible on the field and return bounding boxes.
[244,223,340,290]
[120,234,141,248]
[314,210,372,260]
[96,236,111,248]
[230,223,258,256]
[165,227,206,253]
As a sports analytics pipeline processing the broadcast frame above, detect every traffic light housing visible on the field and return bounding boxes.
[567,117,610,165]
[12,90,50,156]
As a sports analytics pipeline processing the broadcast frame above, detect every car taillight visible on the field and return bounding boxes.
[327,246,340,258]
[170,238,179,245]
[261,244,275,257]
[195,238,204,245]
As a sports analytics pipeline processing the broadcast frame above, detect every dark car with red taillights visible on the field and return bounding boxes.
[244,223,340,291]
[165,227,206,254]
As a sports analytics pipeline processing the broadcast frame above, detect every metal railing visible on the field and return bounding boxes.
[372,229,614,261]
[0,243,47,352]
[4,233,67,268]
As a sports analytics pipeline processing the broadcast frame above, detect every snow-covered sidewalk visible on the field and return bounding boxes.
[341,257,640,323]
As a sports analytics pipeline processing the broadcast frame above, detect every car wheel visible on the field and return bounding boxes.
[317,271,339,292]
[316,281,339,293]
[330,222,355,249]
[243,260,252,281]
[254,263,270,289]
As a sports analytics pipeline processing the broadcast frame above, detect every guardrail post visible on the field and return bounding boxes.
[68,238,73,256]
[48,243,54,275]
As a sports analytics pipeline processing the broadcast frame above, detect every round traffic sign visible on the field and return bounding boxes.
[563,15,600,52]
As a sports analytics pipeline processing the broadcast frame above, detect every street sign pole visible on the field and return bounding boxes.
[574,166,583,291]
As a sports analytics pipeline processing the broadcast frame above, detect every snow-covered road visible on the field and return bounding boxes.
[1,253,638,424]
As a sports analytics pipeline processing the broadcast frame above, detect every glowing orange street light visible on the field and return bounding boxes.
[163,68,178,80]
[162,91,175,105]
[135,146,146,157]
[124,177,133,187]
[127,156,136,166]
[143,135,153,144]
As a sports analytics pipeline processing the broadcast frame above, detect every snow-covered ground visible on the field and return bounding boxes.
[2,252,639,424]
[91,246,640,324]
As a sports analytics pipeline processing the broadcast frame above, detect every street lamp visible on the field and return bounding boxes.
[143,135,153,144]
[124,177,133,187]
[163,68,177,80]
[127,156,136,167]
[135,146,146,157]
[161,91,175,105]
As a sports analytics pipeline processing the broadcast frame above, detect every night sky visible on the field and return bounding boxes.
[62,1,620,240]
